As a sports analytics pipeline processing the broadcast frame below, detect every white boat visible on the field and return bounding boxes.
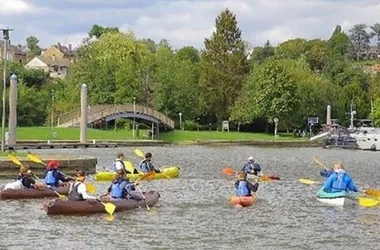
[352,127,380,151]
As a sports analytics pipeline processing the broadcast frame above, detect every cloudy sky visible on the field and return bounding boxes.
[0,0,380,50]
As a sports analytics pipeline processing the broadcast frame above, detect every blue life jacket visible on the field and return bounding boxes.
[331,172,348,191]
[236,180,250,196]
[111,180,126,198]
[44,170,57,185]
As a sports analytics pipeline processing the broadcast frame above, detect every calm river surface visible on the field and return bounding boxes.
[0,146,379,250]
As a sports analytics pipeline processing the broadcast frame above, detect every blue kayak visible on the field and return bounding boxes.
[316,187,356,206]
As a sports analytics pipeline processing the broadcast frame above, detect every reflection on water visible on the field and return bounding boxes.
[0,146,379,250]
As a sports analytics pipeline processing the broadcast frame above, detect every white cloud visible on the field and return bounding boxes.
[0,0,35,15]
[0,0,380,49]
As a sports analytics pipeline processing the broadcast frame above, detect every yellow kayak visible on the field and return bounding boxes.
[93,166,180,181]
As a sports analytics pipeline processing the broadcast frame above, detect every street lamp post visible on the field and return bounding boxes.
[132,97,136,138]
[179,112,182,130]
[1,28,13,152]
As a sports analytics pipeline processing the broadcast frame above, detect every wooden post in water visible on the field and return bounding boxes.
[80,83,87,143]
[8,74,17,146]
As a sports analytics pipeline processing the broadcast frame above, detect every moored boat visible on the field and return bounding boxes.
[44,190,160,215]
[230,195,256,207]
[316,187,356,206]
[94,166,180,181]
[0,186,69,200]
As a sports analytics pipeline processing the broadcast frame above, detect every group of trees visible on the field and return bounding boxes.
[3,9,380,131]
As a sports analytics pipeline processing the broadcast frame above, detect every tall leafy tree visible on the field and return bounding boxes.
[370,23,380,59]
[306,39,330,72]
[275,38,308,59]
[26,36,42,59]
[198,8,248,122]
[349,24,371,60]
[250,40,275,65]
[231,59,299,126]
[88,24,119,38]
[328,25,350,58]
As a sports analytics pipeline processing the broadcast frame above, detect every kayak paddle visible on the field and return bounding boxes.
[134,149,172,180]
[8,154,66,199]
[222,167,279,181]
[26,152,96,194]
[299,178,321,185]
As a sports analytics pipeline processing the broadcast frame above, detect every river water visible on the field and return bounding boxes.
[0,146,379,250]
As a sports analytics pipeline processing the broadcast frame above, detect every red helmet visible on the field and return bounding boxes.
[47,160,59,169]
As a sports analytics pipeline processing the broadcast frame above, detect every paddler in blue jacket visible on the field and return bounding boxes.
[106,169,143,201]
[43,160,74,188]
[323,163,359,193]
[235,171,259,197]
[241,156,261,176]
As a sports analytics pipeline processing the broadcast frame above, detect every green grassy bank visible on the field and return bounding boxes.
[8,127,307,142]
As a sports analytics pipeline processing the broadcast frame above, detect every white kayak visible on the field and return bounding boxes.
[316,187,357,207]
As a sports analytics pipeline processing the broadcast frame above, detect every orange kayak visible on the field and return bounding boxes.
[230,195,256,207]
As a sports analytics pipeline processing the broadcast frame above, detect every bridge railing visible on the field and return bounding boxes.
[58,104,174,128]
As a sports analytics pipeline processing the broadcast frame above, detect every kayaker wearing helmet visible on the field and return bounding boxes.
[235,171,259,197]
[68,170,98,201]
[323,163,359,193]
[241,156,261,176]
[138,152,161,173]
[106,169,143,201]
[43,160,74,188]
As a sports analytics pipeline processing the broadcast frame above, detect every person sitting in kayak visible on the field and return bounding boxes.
[235,171,259,197]
[68,170,98,201]
[4,165,40,190]
[241,156,261,176]
[323,163,359,193]
[113,152,139,174]
[106,169,143,201]
[43,160,74,188]
[139,152,161,173]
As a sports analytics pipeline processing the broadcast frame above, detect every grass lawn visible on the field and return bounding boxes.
[158,130,307,142]
[7,127,308,142]
[11,127,137,140]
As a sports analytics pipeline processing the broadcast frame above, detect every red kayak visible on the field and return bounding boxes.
[0,186,69,200]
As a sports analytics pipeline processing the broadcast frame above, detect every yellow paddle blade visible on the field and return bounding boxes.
[134,149,144,158]
[102,202,116,215]
[312,156,327,169]
[86,183,96,194]
[27,153,45,165]
[364,189,380,198]
[135,172,155,183]
[8,154,23,167]
[358,197,380,207]
[124,161,136,174]
[299,178,319,185]
[105,214,115,221]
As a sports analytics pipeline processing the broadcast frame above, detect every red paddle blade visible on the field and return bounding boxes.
[222,168,236,175]
[268,175,280,180]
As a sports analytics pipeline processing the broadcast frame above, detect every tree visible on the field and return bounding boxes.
[306,39,330,72]
[370,23,380,59]
[26,36,42,59]
[231,59,299,126]
[370,97,380,125]
[176,46,200,64]
[328,25,350,57]
[7,61,48,88]
[88,24,119,38]
[275,38,308,59]
[250,40,275,64]
[349,24,371,60]
[198,9,248,122]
